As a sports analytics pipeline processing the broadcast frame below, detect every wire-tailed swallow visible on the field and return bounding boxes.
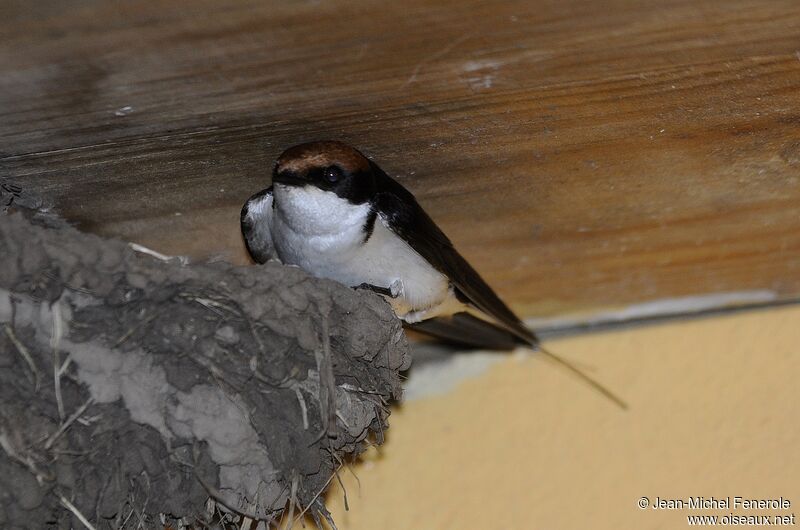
[241,140,537,350]
[241,141,627,407]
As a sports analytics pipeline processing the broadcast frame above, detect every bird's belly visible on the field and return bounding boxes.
[273,217,451,318]
[354,226,451,317]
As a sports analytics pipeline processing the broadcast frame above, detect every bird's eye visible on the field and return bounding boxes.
[323,166,342,183]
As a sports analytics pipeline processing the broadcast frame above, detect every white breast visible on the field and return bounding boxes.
[272,184,371,272]
[270,184,461,320]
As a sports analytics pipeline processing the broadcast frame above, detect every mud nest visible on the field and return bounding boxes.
[0,195,409,529]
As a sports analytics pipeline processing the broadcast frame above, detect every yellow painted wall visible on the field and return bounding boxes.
[326,305,800,529]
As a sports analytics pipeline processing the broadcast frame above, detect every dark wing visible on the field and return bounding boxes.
[370,162,538,347]
[408,312,529,350]
[241,186,275,264]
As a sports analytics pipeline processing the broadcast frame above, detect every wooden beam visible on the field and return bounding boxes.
[2,0,799,318]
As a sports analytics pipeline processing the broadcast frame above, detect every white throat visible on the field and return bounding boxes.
[271,183,372,268]
[273,184,369,237]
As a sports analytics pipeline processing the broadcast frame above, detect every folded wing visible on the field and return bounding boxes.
[241,186,276,264]
[370,163,537,348]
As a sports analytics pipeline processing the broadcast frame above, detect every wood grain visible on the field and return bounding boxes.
[1,0,799,319]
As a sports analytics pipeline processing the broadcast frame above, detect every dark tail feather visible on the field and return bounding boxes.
[407,312,533,351]
[537,346,628,410]
[408,313,628,410]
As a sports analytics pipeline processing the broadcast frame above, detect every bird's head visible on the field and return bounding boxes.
[272,141,376,205]
[270,141,379,235]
